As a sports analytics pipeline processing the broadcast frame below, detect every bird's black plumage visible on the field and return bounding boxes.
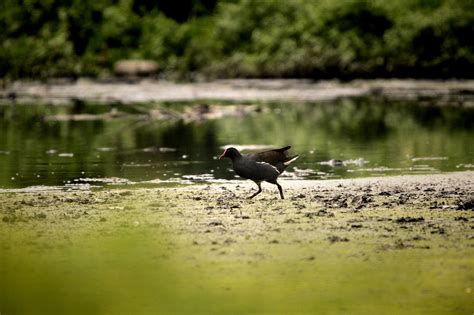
[219,146,299,199]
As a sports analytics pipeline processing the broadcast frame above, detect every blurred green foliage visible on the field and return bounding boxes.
[0,0,473,79]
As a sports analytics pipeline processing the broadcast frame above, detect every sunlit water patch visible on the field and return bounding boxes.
[1,97,473,189]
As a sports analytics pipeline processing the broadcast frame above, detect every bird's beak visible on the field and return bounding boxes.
[218,149,227,160]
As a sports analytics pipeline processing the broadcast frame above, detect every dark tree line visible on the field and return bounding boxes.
[1,0,473,79]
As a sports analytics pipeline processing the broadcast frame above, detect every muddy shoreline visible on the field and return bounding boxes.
[1,172,473,314]
[2,171,472,254]
[2,79,474,105]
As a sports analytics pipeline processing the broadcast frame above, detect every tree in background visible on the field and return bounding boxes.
[0,0,473,79]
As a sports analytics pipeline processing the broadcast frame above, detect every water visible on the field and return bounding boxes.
[0,98,473,189]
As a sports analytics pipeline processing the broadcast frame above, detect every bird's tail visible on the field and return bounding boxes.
[283,155,299,165]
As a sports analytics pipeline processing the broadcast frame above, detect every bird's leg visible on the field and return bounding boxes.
[248,182,262,199]
[267,180,284,199]
[275,182,284,199]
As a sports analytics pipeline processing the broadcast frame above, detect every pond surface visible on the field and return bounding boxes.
[0,98,473,189]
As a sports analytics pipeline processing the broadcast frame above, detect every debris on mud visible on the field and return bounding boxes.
[304,209,334,218]
[328,235,350,243]
[395,217,425,224]
[378,239,431,250]
[208,220,224,227]
[456,198,474,210]
[351,194,372,209]
[2,215,16,223]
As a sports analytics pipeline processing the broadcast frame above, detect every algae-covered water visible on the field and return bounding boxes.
[1,97,473,189]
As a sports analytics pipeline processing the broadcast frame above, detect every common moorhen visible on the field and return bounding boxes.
[219,146,299,199]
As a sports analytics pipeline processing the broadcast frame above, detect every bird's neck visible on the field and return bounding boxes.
[229,154,243,162]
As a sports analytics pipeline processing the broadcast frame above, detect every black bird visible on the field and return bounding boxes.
[219,146,299,199]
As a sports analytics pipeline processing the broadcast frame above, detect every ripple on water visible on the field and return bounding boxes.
[281,167,316,179]
[0,183,92,193]
[58,153,74,157]
[142,146,177,153]
[182,174,215,181]
[409,165,438,171]
[74,177,134,185]
[350,167,405,173]
[349,165,440,175]
[411,156,448,161]
[122,163,153,168]
[457,164,474,169]
[96,147,115,152]
[319,158,369,167]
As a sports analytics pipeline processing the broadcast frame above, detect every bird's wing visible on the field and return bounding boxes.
[255,161,281,174]
[247,146,292,165]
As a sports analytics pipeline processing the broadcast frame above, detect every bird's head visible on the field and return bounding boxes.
[219,147,241,160]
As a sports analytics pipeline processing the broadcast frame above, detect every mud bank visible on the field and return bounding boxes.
[1,172,473,314]
[2,79,474,105]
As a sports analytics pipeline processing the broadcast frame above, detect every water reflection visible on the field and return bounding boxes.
[0,98,473,188]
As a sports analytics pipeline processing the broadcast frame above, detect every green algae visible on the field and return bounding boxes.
[1,175,473,314]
